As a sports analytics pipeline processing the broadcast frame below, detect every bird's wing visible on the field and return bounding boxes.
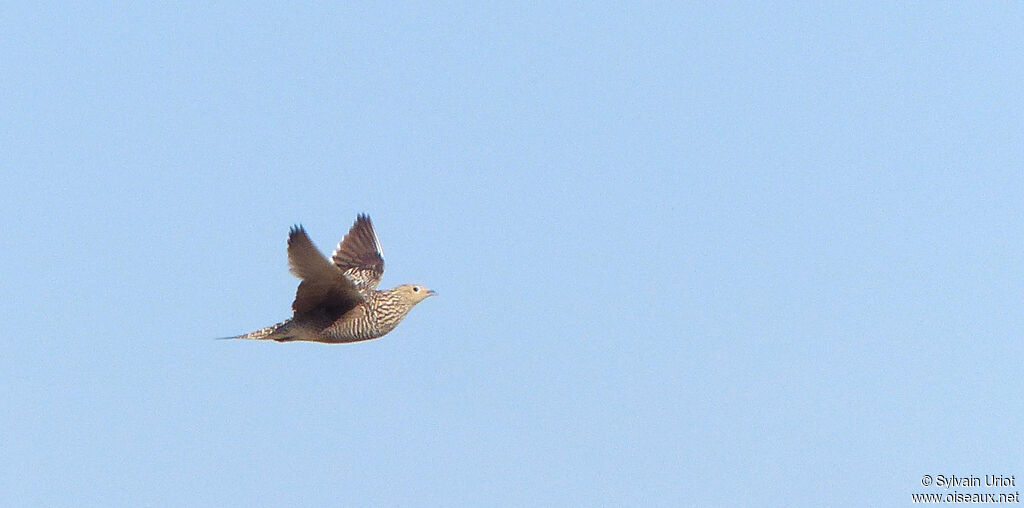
[331,214,386,291]
[287,225,365,316]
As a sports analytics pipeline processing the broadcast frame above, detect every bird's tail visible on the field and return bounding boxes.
[218,319,299,341]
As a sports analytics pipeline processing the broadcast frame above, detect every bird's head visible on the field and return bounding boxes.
[396,283,437,305]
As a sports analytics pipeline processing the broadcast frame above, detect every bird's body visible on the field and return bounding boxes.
[227,215,435,344]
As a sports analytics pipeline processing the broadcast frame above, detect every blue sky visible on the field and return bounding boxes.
[2,2,1022,506]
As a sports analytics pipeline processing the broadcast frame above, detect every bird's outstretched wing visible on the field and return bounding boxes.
[331,214,386,292]
[288,225,364,316]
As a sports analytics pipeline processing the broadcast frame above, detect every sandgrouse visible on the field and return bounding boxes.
[227,214,435,343]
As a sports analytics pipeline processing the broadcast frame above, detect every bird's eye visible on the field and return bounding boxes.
[413,286,419,292]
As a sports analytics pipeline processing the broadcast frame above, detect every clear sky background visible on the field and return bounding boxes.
[2,3,1022,507]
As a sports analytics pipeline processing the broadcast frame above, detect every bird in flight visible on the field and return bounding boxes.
[225,214,436,343]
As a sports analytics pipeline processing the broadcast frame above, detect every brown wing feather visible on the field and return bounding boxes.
[331,214,385,291]
[287,225,364,316]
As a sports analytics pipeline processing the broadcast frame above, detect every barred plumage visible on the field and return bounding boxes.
[225,215,435,344]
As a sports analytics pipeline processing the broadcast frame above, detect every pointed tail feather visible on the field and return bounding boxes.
[218,319,295,341]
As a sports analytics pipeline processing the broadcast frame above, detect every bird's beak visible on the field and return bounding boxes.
[427,289,437,297]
